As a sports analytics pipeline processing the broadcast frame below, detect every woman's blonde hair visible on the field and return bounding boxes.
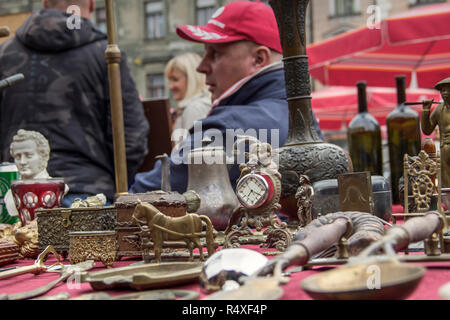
[164,52,208,106]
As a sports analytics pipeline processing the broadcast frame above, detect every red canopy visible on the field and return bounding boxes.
[308,3,450,89]
[311,86,441,133]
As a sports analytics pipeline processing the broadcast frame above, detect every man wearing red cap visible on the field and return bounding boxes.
[130,1,321,194]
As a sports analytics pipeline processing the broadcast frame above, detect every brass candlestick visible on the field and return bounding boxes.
[269,0,351,224]
[104,0,128,196]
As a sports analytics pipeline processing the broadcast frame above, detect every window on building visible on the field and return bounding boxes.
[196,0,216,26]
[409,0,445,7]
[95,7,107,34]
[145,1,165,39]
[146,73,165,98]
[329,0,361,18]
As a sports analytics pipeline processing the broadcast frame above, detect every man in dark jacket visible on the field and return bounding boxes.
[0,0,149,205]
[130,1,320,194]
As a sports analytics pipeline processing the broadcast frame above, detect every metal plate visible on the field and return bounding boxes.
[80,261,203,291]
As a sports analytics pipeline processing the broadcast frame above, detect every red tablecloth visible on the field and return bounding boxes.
[0,244,449,300]
[1,204,445,300]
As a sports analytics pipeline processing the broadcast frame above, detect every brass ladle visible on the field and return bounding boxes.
[301,211,444,300]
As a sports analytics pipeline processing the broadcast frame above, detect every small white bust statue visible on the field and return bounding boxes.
[5,129,69,218]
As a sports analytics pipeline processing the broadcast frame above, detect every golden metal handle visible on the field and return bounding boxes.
[61,212,71,228]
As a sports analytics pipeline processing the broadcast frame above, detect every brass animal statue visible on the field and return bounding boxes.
[132,202,215,263]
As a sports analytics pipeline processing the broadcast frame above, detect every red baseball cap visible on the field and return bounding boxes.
[176,1,282,53]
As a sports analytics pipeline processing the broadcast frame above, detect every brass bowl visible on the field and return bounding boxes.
[301,260,425,300]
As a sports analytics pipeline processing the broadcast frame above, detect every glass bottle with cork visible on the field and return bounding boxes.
[347,81,383,176]
[386,75,421,204]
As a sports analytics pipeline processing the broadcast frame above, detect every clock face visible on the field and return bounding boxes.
[236,173,269,209]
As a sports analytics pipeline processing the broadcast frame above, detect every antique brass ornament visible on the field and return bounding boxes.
[33,290,200,300]
[5,260,94,300]
[300,212,443,300]
[70,289,200,300]
[186,138,240,231]
[257,216,353,276]
[115,190,201,259]
[0,238,19,266]
[70,193,107,208]
[69,231,117,267]
[132,202,216,263]
[405,151,441,213]
[224,138,292,252]
[295,211,386,258]
[104,0,128,195]
[338,172,375,214]
[0,245,63,281]
[392,149,443,225]
[0,220,39,259]
[37,206,117,258]
[80,261,203,290]
[421,77,450,189]
[294,174,314,229]
[268,0,351,223]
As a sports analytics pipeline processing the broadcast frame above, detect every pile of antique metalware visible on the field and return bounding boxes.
[1,0,450,301]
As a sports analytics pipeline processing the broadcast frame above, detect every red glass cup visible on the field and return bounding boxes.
[10,178,65,226]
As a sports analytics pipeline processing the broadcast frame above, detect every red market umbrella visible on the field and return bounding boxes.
[311,86,441,133]
[308,3,450,89]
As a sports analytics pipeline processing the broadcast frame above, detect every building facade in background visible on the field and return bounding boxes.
[0,0,448,99]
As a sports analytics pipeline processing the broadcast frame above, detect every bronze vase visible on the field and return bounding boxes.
[269,0,352,223]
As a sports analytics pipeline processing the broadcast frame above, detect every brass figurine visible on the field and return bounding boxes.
[132,202,215,263]
[139,225,153,264]
[294,175,314,228]
[421,77,450,188]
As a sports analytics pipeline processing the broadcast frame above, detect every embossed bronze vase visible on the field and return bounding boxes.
[269,0,352,221]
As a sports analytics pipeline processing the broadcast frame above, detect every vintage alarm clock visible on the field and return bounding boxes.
[236,172,275,209]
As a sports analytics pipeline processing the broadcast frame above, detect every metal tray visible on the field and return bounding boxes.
[80,261,203,290]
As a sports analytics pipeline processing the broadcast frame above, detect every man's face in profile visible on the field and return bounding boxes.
[197,41,260,102]
[441,85,450,106]
[12,140,43,179]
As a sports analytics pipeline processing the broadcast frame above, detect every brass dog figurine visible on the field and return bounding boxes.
[132,202,215,263]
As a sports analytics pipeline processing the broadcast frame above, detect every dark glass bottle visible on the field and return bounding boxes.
[348,81,383,176]
[386,75,421,204]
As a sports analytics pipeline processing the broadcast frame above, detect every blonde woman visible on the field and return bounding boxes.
[165,52,211,135]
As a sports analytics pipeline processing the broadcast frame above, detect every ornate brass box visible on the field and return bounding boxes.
[36,206,117,254]
[69,231,117,267]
